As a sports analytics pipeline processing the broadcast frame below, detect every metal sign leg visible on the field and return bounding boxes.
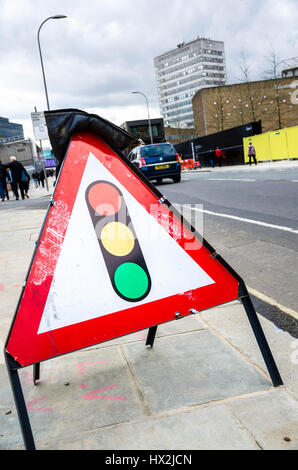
[5,353,36,450]
[146,325,158,348]
[240,286,283,387]
[33,363,40,385]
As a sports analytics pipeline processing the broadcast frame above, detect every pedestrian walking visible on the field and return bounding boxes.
[215,146,225,167]
[248,142,257,166]
[4,156,28,200]
[22,170,30,198]
[38,170,45,188]
[209,148,215,168]
[0,160,10,201]
[32,171,39,188]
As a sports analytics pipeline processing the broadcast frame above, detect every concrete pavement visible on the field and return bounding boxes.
[0,180,297,450]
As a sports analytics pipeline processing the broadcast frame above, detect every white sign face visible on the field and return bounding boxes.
[31,112,49,141]
[37,152,214,334]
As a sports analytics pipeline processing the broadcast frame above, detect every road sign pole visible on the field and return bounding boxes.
[5,353,36,450]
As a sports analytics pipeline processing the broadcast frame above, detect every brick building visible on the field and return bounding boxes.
[192,76,298,136]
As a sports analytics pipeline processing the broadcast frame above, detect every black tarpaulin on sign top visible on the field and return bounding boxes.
[44,108,139,167]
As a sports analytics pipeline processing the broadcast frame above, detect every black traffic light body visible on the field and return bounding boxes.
[86,180,151,302]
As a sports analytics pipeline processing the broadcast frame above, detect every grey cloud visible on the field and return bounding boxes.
[0,0,297,135]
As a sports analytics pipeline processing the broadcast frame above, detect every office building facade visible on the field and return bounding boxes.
[154,37,226,128]
[121,118,165,144]
[0,116,24,141]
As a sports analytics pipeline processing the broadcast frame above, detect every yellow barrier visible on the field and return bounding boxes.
[243,125,298,163]
[286,126,298,159]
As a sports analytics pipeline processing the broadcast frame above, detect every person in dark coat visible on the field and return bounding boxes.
[0,160,10,201]
[22,171,30,198]
[208,148,215,168]
[5,156,28,200]
[32,171,39,187]
[38,170,45,188]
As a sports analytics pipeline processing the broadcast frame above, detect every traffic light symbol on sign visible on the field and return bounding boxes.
[86,180,151,302]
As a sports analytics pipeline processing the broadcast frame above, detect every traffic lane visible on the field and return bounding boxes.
[170,200,298,335]
[157,179,298,253]
[194,212,298,314]
[184,166,298,181]
[158,176,298,227]
[156,177,298,330]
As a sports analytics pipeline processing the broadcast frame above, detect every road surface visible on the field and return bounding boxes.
[157,162,298,337]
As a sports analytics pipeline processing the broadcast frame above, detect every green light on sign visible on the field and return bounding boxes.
[114,263,149,300]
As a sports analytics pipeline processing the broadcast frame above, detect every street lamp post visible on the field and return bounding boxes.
[37,15,67,111]
[37,15,67,191]
[132,91,153,144]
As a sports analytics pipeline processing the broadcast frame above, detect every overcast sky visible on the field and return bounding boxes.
[1,0,297,142]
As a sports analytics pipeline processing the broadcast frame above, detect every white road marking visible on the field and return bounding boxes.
[193,207,298,234]
[206,178,256,182]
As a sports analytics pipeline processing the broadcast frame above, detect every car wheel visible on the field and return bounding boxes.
[172,174,181,183]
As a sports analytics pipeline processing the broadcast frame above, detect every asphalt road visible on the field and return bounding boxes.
[156,163,298,337]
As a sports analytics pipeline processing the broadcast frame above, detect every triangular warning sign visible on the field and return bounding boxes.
[6,132,239,367]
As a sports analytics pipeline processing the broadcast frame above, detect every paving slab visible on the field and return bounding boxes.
[123,329,270,413]
[227,389,298,450]
[43,403,260,450]
[0,346,146,450]
[201,302,298,399]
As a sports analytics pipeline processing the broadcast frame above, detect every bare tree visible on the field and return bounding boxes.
[213,86,225,132]
[264,46,283,129]
[239,52,257,122]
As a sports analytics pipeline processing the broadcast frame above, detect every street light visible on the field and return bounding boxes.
[37,15,67,191]
[132,91,153,144]
[37,15,67,111]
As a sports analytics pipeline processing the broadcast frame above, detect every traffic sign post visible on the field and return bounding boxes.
[4,129,282,450]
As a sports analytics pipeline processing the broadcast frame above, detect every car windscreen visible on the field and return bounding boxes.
[140,144,175,158]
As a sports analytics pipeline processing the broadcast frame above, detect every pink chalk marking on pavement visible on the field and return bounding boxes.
[20,370,53,385]
[21,371,33,384]
[0,284,4,292]
[80,384,88,389]
[82,384,126,401]
[76,361,106,375]
[91,396,126,401]
[26,396,52,412]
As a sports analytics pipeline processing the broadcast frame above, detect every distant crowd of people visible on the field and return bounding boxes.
[207,143,257,168]
[0,156,50,202]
